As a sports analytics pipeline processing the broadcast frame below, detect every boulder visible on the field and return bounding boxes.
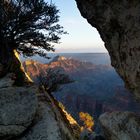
[0,86,38,139]
[0,75,79,140]
[99,112,140,140]
[20,101,65,140]
[19,90,78,140]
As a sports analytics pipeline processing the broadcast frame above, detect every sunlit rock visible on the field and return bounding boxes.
[18,89,80,140]
[51,56,67,62]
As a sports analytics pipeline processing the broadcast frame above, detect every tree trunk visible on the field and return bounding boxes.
[0,45,33,86]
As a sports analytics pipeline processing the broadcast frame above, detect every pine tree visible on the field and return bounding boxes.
[0,0,65,85]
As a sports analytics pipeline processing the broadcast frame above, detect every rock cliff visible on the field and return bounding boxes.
[0,74,37,140]
[0,74,80,140]
[75,1,140,140]
[75,0,140,100]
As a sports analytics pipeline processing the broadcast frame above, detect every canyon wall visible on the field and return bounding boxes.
[75,1,140,139]
[75,0,140,100]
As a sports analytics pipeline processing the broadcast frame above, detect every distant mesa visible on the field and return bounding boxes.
[50,55,67,63]
[23,59,39,66]
[23,55,112,82]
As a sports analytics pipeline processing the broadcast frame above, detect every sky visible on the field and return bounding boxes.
[49,0,107,53]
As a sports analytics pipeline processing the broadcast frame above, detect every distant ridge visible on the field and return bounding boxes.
[50,55,67,63]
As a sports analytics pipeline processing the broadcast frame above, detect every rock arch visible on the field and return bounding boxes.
[75,0,140,100]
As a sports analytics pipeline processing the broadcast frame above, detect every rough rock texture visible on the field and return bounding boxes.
[0,74,14,88]
[99,112,140,140]
[0,75,38,140]
[75,0,140,100]
[0,74,79,140]
[18,89,80,140]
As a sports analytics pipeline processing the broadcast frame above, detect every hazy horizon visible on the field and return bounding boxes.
[48,0,107,53]
[21,53,111,65]
[47,52,108,54]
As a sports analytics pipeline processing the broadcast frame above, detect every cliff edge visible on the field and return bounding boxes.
[0,74,80,140]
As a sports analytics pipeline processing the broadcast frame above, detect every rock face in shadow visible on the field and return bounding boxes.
[99,112,140,140]
[75,1,140,139]
[0,74,79,140]
[0,75,38,140]
[75,0,140,100]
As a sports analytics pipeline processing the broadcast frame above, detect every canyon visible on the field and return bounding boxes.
[23,55,140,135]
[0,0,140,139]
